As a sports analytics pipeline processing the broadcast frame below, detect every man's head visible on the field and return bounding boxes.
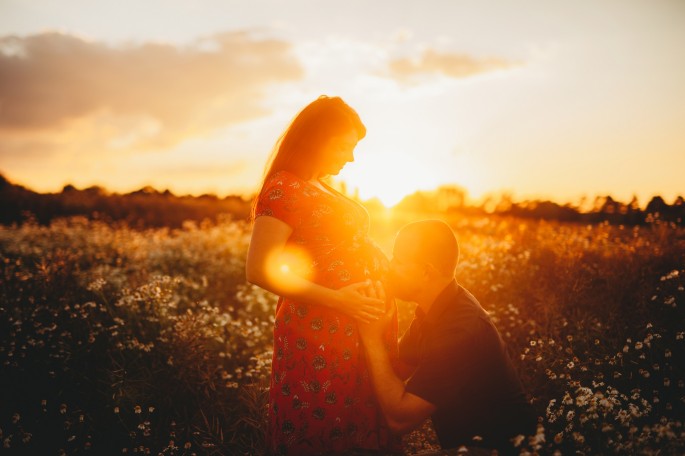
[388,219,459,301]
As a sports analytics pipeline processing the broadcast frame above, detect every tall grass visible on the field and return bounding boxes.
[1,214,683,454]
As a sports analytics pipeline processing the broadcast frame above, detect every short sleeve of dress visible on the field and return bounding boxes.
[254,171,303,229]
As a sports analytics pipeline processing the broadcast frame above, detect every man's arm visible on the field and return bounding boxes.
[394,358,417,382]
[357,288,436,435]
[362,335,437,434]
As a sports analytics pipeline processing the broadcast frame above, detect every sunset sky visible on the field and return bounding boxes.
[1,0,684,206]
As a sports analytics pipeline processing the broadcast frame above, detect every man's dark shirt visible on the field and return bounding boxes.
[399,280,536,453]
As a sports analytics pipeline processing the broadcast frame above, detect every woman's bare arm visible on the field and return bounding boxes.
[246,215,385,322]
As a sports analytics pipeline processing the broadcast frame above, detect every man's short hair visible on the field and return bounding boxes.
[395,219,459,276]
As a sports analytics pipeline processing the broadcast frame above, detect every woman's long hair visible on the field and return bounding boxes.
[250,95,366,220]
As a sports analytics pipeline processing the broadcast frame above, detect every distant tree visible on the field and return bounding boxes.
[644,195,685,224]
[84,185,107,196]
[645,196,668,222]
[494,193,514,213]
[131,186,158,196]
[395,191,432,212]
[625,195,643,224]
[594,195,618,214]
[435,185,467,211]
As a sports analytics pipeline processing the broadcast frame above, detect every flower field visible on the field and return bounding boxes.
[1,213,684,455]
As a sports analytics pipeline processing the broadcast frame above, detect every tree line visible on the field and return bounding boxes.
[364,186,684,226]
[1,174,682,228]
[0,174,250,228]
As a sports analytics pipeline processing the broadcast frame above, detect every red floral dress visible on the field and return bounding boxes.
[255,170,401,456]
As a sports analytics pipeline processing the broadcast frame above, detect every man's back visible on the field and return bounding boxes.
[399,281,536,452]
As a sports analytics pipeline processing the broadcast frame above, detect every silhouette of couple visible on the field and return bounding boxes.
[246,96,536,455]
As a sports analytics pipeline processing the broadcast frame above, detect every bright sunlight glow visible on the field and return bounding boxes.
[338,143,489,208]
[338,152,422,207]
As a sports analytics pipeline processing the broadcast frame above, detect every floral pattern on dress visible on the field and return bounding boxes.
[255,170,401,456]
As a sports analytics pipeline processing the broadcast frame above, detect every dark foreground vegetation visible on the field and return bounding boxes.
[1,209,684,454]
[1,174,684,453]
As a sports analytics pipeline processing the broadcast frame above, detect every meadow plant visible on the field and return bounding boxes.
[1,214,684,454]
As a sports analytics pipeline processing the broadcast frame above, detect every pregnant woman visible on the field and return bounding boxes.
[246,96,400,455]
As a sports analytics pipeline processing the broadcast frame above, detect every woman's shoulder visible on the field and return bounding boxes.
[264,170,304,189]
[259,170,308,204]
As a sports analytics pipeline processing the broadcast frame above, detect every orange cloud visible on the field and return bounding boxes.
[388,49,517,82]
[0,31,302,151]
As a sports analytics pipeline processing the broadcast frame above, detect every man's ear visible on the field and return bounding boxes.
[422,262,437,278]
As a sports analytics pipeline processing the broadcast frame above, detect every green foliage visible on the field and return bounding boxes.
[1,215,684,454]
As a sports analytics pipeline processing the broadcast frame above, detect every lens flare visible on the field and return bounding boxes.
[265,245,314,292]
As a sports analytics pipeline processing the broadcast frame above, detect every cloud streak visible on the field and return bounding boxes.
[387,49,517,83]
[0,31,303,151]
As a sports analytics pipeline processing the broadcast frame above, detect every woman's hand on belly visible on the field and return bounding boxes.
[331,281,386,323]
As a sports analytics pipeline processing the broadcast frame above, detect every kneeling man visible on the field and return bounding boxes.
[360,220,536,455]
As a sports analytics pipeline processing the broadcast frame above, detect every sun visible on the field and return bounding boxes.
[337,150,439,208]
[332,105,491,208]
[336,141,490,208]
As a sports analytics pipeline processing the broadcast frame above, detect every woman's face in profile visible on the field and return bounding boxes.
[318,129,358,177]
